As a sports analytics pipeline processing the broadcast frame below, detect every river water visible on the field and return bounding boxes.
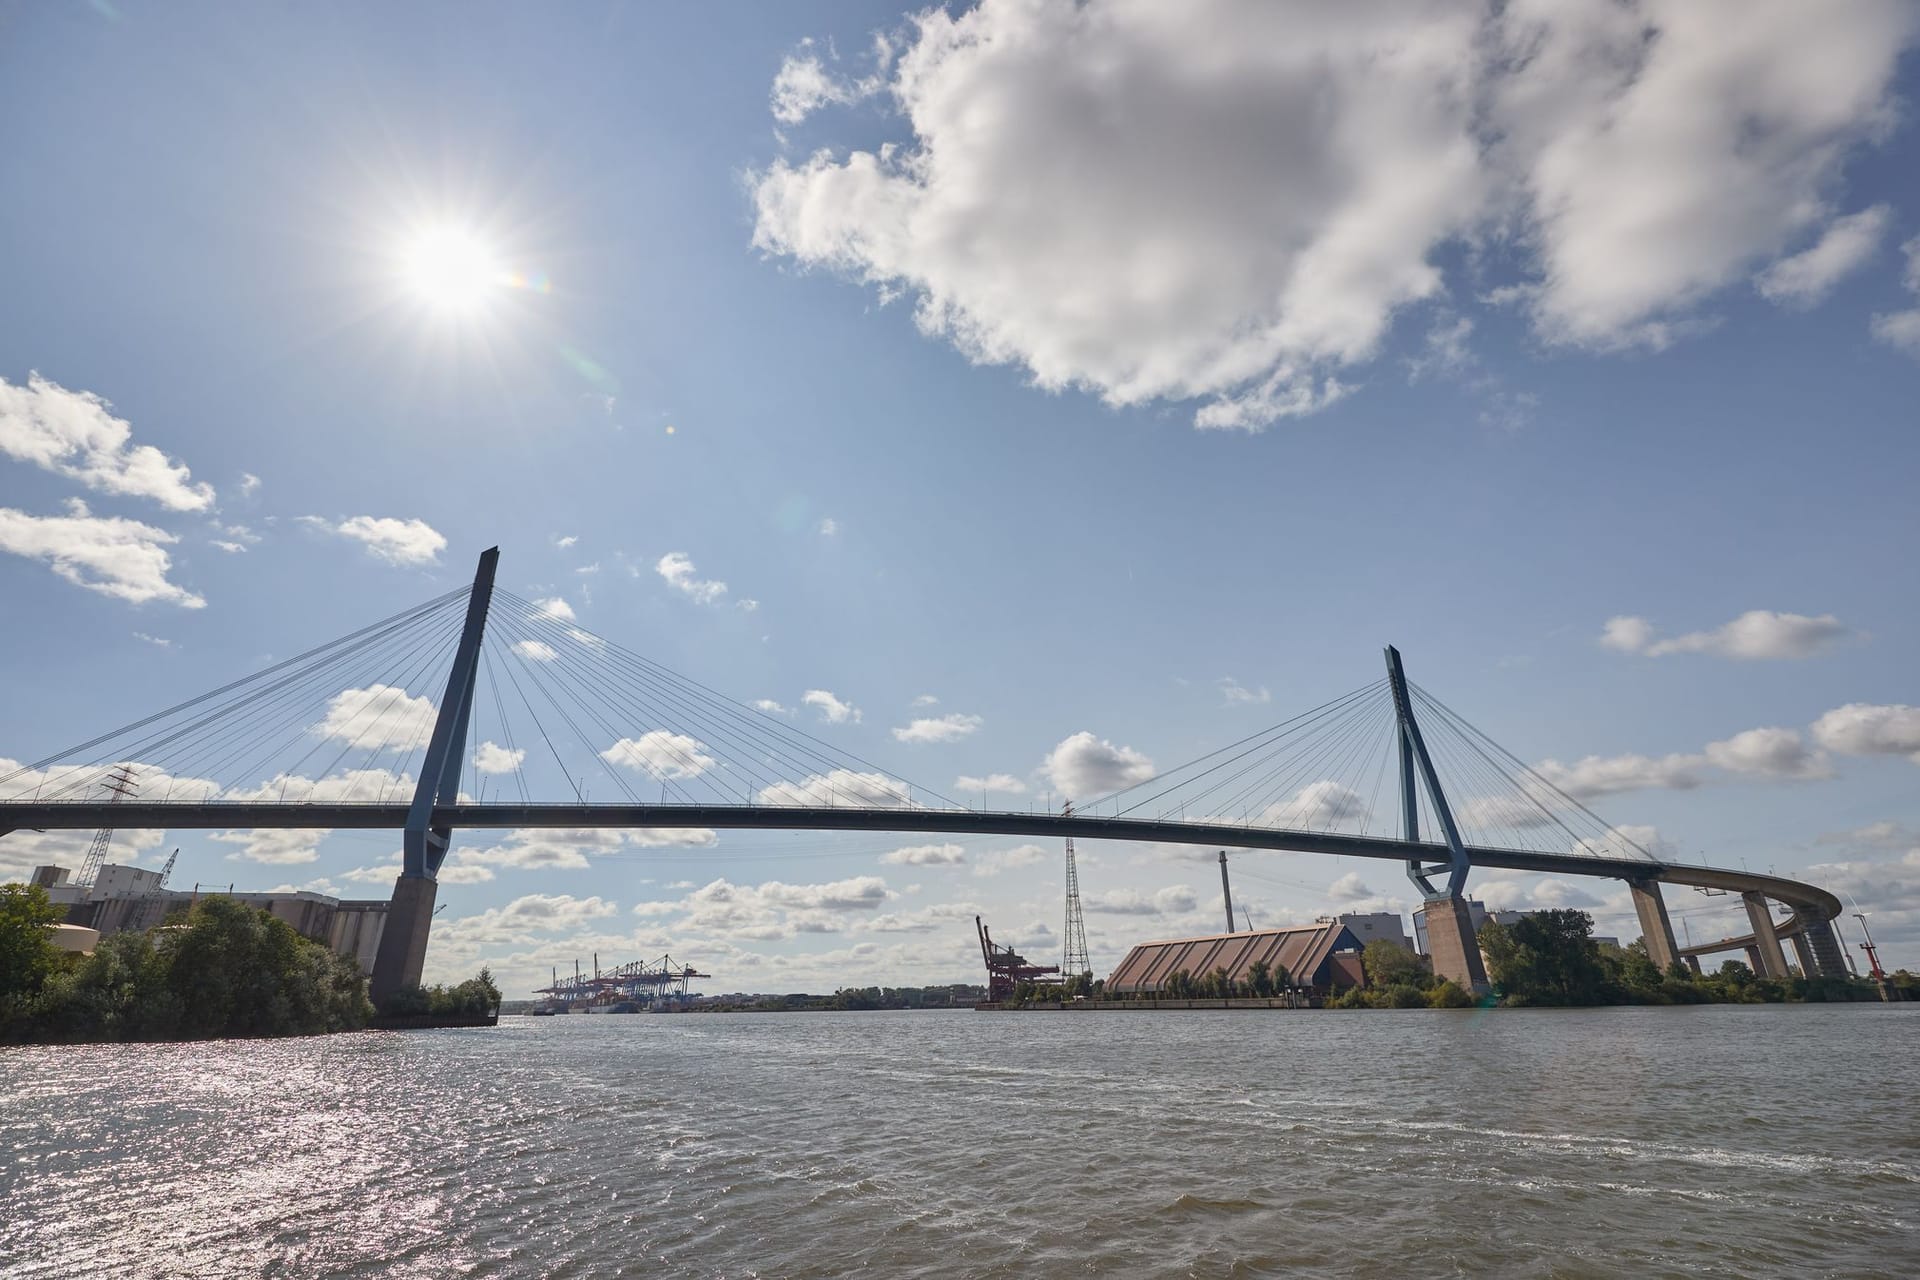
[2,1005,1915,1278]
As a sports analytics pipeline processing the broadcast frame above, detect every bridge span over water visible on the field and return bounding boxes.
[0,548,1851,999]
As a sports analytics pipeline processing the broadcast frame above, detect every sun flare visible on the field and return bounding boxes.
[399,225,503,313]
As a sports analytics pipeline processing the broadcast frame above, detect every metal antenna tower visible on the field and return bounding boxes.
[76,764,138,888]
[1062,800,1091,982]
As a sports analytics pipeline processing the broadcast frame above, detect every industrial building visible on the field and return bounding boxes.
[1105,920,1366,996]
[28,862,390,976]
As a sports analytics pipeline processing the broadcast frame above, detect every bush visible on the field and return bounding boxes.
[1427,980,1473,1008]
[11,895,371,1043]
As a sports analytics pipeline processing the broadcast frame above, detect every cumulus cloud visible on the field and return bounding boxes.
[771,49,881,125]
[656,551,728,604]
[973,844,1048,878]
[1534,751,1707,799]
[211,828,329,865]
[472,741,525,775]
[459,826,718,873]
[758,769,914,807]
[311,684,438,753]
[512,640,557,662]
[1869,235,1920,358]
[955,773,1027,795]
[879,842,966,866]
[1811,703,1920,764]
[1475,876,1602,912]
[0,373,213,510]
[535,597,576,621]
[0,501,205,607]
[1261,781,1367,830]
[1754,205,1890,305]
[891,712,982,744]
[1042,731,1153,800]
[753,2,1919,428]
[1535,724,1831,800]
[600,731,717,781]
[1598,610,1853,659]
[801,688,861,724]
[630,875,894,941]
[302,515,446,567]
[343,857,494,886]
[1085,886,1198,916]
[1701,727,1831,779]
[752,699,792,715]
[1328,872,1373,902]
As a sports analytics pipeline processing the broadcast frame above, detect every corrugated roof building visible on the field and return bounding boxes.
[1105,921,1365,995]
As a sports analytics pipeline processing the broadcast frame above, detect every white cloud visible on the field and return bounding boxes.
[880,842,966,866]
[1817,820,1916,850]
[303,515,446,567]
[1871,235,1920,358]
[955,773,1027,796]
[535,597,576,621]
[1218,677,1271,706]
[1754,205,1890,306]
[211,540,246,554]
[1701,727,1831,779]
[753,3,1918,427]
[1534,751,1706,800]
[1042,731,1153,800]
[342,857,495,886]
[438,893,621,947]
[459,826,718,873]
[472,741,526,775]
[758,769,915,808]
[1328,872,1373,902]
[311,684,438,753]
[0,373,213,511]
[752,699,792,716]
[802,688,861,724]
[221,766,414,805]
[1085,886,1197,916]
[655,551,728,605]
[600,731,717,781]
[1261,781,1367,830]
[891,712,982,744]
[1492,2,1916,349]
[818,517,839,536]
[555,534,578,549]
[1475,876,1602,912]
[131,631,171,648]
[1600,610,1853,659]
[1811,703,1920,764]
[630,875,895,941]
[973,843,1048,878]
[238,472,260,497]
[0,500,205,608]
[911,693,939,707]
[512,639,558,662]
[212,828,328,865]
[771,52,875,125]
[736,598,759,613]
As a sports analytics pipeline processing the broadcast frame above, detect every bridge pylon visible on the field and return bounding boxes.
[370,546,499,1009]
[1384,646,1489,993]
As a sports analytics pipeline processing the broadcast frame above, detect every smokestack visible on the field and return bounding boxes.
[1219,850,1235,933]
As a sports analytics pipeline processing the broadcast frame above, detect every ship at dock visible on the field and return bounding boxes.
[530,953,711,1014]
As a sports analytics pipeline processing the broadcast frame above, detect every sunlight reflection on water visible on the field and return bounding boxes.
[2,1005,1915,1277]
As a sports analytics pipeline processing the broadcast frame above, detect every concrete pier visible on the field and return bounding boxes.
[1788,932,1816,978]
[1743,892,1790,979]
[1422,897,1489,993]
[1800,916,1848,978]
[369,875,438,1008]
[1629,880,1680,972]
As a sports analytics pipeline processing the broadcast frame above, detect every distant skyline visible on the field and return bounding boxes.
[3,2,1918,993]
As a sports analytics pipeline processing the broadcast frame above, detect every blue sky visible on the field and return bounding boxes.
[3,2,1919,991]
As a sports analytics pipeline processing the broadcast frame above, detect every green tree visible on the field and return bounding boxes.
[1426,979,1473,1008]
[0,884,65,1029]
[1248,958,1273,998]
[1480,910,1613,1006]
[1361,939,1429,989]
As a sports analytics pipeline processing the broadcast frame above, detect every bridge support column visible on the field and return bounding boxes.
[1744,944,1763,973]
[1685,955,1702,975]
[1628,879,1680,972]
[1801,916,1847,979]
[1421,898,1489,993]
[1743,892,1790,979]
[368,547,499,1010]
[1788,932,1815,978]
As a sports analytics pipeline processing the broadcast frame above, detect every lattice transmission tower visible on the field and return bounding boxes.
[76,764,138,889]
[1062,800,1091,983]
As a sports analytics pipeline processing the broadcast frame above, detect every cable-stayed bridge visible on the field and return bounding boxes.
[0,548,1847,1000]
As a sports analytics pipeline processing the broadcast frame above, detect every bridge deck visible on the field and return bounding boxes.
[0,801,1843,920]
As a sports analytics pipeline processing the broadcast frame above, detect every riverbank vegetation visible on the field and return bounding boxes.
[378,971,502,1019]
[2,885,371,1042]
[1476,909,1884,1007]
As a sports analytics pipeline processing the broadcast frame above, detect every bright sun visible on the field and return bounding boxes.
[400,226,502,313]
